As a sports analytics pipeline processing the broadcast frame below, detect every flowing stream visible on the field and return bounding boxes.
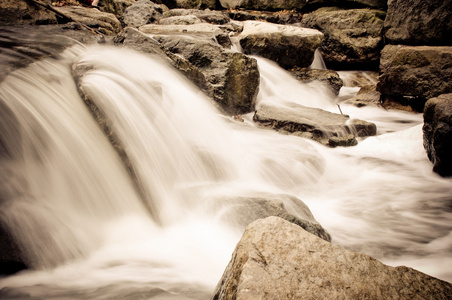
[0,44,451,299]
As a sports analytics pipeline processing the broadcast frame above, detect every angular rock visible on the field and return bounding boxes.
[423,94,452,177]
[210,193,331,242]
[173,0,216,9]
[227,9,302,24]
[113,27,210,95]
[212,217,452,300]
[384,0,452,46]
[304,0,387,10]
[122,0,165,27]
[162,8,230,24]
[53,6,122,34]
[301,7,386,70]
[237,21,324,69]
[377,45,452,112]
[0,0,57,26]
[139,22,224,35]
[153,34,259,114]
[253,103,376,147]
[99,0,136,17]
[289,67,343,95]
[158,14,202,25]
[219,0,306,10]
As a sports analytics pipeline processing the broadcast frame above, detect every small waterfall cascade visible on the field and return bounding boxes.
[309,48,327,70]
[0,43,451,299]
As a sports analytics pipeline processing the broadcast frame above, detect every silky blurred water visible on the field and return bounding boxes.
[0,45,451,299]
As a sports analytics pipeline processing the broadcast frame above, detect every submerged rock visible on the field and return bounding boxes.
[301,7,386,70]
[253,103,376,147]
[236,21,323,69]
[210,193,331,242]
[212,217,452,300]
[423,93,452,177]
[377,45,452,112]
[384,0,452,46]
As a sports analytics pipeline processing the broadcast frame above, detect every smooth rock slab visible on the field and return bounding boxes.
[212,216,452,300]
[253,103,376,147]
[237,21,323,69]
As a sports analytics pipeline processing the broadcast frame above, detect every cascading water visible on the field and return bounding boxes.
[0,43,451,299]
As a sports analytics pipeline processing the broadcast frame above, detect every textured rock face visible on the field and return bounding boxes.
[377,45,452,111]
[301,7,385,70]
[305,0,387,9]
[113,27,210,96]
[100,0,136,16]
[253,103,376,147]
[123,0,165,27]
[289,67,343,95]
[153,34,259,114]
[219,0,306,10]
[423,94,452,177]
[237,21,324,69]
[212,217,452,300]
[54,6,122,34]
[384,0,452,46]
[0,0,57,26]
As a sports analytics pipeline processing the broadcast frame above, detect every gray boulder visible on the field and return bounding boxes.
[158,14,202,25]
[227,9,302,24]
[219,0,306,10]
[300,7,386,70]
[152,34,259,114]
[0,0,57,26]
[289,67,343,96]
[253,103,376,147]
[236,21,324,69]
[212,217,452,300]
[123,0,165,27]
[384,0,452,46]
[423,93,452,177]
[377,45,452,112]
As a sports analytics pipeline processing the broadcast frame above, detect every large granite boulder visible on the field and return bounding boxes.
[384,0,452,46]
[0,0,57,26]
[253,103,376,147]
[212,217,452,300]
[236,21,324,69]
[219,0,306,10]
[377,45,452,112]
[147,31,259,114]
[300,7,386,70]
[423,94,452,177]
[122,0,166,27]
[54,6,122,34]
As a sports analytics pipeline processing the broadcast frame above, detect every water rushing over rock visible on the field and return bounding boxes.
[0,45,451,299]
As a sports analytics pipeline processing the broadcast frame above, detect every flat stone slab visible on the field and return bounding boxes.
[253,103,376,147]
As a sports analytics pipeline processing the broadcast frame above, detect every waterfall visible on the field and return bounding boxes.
[0,44,451,299]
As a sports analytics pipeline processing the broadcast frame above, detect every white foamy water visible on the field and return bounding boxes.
[0,45,451,299]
